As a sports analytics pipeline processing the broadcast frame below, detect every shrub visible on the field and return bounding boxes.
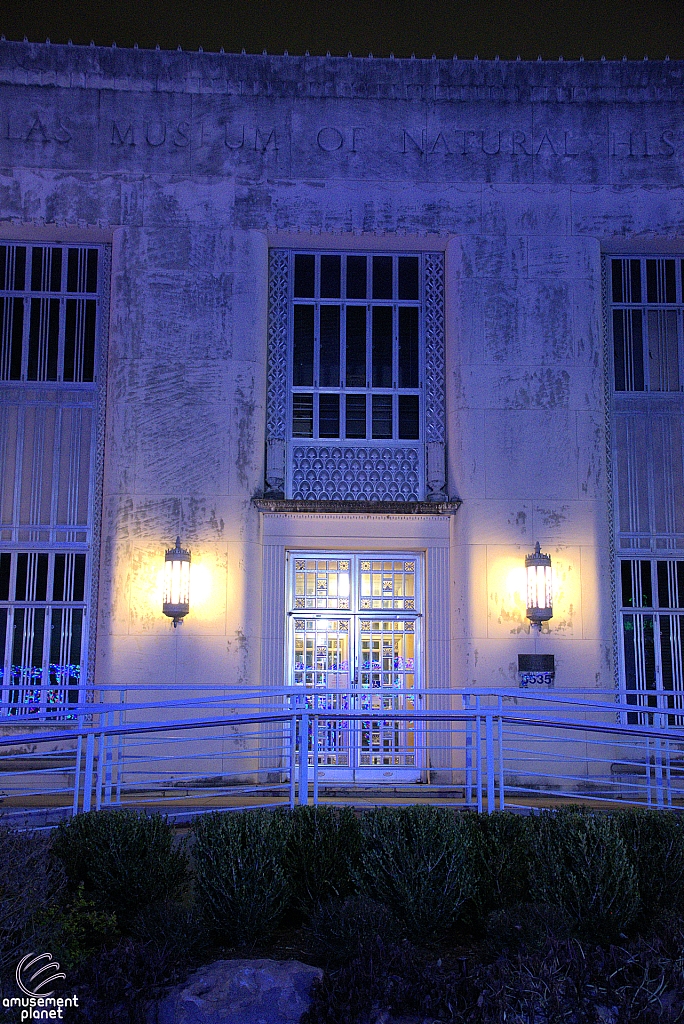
[529,808,640,942]
[66,903,209,1024]
[614,809,684,924]
[131,900,210,976]
[285,806,361,914]
[0,828,66,982]
[192,809,291,946]
[306,895,402,966]
[39,883,118,971]
[51,810,189,924]
[466,811,533,920]
[305,927,684,1024]
[68,938,163,1024]
[355,806,474,942]
[484,901,573,956]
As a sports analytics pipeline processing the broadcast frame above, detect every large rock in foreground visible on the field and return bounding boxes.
[153,958,323,1024]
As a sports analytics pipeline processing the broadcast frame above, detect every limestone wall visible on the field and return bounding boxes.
[1,41,682,707]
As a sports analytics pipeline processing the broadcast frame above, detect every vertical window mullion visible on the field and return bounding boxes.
[365,303,371,439]
[393,303,398,390]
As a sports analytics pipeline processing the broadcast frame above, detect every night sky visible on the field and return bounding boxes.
[0,0,680,60]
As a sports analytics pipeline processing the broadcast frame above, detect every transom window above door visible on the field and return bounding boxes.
[293,556,417,611]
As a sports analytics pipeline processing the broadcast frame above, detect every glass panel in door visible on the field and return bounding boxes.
[292,616,351,767]
[358,618,416,767]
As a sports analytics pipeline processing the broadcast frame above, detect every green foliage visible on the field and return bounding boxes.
[466,811,533,920]
[355,805,474,942]
[529,808,640,941]
[51,809,189,922]
[0,828,66,982]
[285,806,361,913]
[130,899,210,975]
[307,895,402,966]
[192,809,291,946]
[38,883,118,971]
[614,808,684,924]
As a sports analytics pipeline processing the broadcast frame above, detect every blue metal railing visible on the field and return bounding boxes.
[0,686,682,824]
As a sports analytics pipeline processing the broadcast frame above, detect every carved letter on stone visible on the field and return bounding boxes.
[146,122,166,147]
[255,128,278,152]
[112,122,135,146]
[25,117,50,143]
[173,122,190,147]
[225,125,245,149]
[53,119,72,144]
[403,129,426,154]
[317,127,344,151]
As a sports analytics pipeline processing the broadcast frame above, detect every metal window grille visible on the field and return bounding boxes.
[0,242,107,717]
[610,256,684,723]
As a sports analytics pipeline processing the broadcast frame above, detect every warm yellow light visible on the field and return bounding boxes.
[189,563,212,608]
[162,537,191,627]
[164,557,190,607]
[525,542,553,626]
[338,572,350,598]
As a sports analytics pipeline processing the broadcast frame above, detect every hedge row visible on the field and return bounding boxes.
[47,804,684,945]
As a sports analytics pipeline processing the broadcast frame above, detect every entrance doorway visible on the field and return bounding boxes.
[287,554,422,781]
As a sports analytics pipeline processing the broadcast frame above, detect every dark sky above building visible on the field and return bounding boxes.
[0,0,678,60]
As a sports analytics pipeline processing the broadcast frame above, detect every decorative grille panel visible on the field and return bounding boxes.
[291,444,421,501]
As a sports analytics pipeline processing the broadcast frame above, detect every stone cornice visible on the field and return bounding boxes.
[253,497,461,515]
[0,40,682,100]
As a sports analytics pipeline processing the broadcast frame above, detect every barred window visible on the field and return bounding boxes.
[290,253,422,442]
[1,244,99,384]
[611,257,684,392]
[0,241,107,717]
[619,558,684,725]
[267,248,445,502]
[610,255,684,725]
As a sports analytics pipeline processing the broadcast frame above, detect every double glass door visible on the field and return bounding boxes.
[288,554,421,781]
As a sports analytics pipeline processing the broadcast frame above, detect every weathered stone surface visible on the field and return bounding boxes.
[152,959,323,1024]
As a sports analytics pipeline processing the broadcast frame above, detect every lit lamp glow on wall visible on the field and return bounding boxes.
[162,537,191,627]
[525,542,553,631]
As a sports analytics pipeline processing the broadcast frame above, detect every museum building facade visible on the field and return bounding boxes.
[0,41,683,780]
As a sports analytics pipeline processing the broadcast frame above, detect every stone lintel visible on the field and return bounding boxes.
[253,497,461,515]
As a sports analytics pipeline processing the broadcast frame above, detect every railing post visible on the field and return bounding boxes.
[289,713,296,810]
[645,734,652,807]
[485,712,495,814]
[115,689,125,805]
[82,730,95,813]
[497,696,505,811]
[95,728,104,811]
[464,694,472,806]
[665,734,673,808]
[299,711,309,806]
[475,696,483,814]
[72,722,83,816]
[655,734,664,809]
[103,711,114,806]
[312,715,319,807]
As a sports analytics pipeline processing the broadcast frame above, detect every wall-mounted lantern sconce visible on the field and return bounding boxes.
[525,542,553,630]
[162,537,191,627]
